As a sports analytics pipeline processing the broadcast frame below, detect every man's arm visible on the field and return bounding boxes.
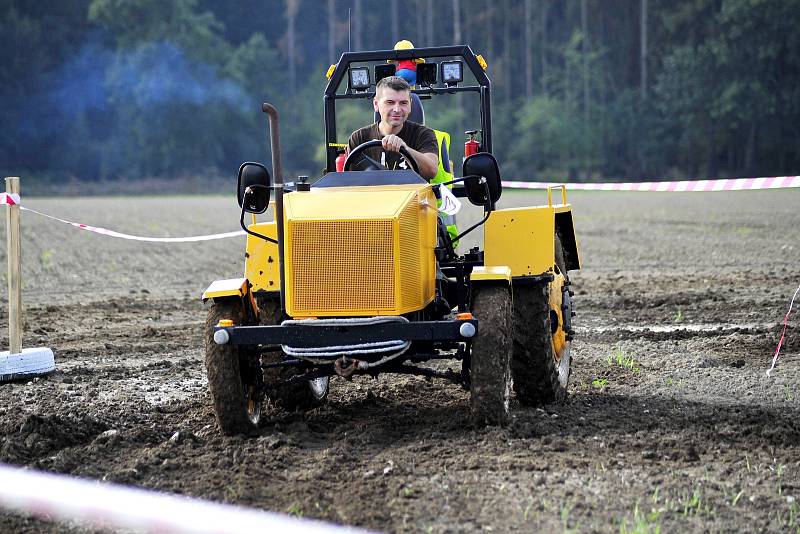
[381,134,438,180]
[404,146,438,180]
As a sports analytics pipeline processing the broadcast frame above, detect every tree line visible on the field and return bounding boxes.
[1,0,798,186]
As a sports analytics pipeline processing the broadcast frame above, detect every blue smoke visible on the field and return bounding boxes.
[10,36,254,179]
[104,42,248,111]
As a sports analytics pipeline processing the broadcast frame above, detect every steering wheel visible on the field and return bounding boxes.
[343,139,420,175]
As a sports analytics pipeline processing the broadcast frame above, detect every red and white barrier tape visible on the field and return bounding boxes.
[766,283,800,377]
[2,193,243,241]
[0,463,363,534]
[19,206,245,242]
[0,192,20,205]
[2,175,798,240]
[502,175,800,191]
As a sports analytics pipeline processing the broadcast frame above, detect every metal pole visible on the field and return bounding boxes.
[261,104,287,313]
[5,177,22,354]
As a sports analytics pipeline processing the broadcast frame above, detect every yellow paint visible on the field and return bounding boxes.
[245,222,280,293]
[548,273,568,360]
[546,184,568,206]
[282,184,438,317]
[202,278,248,300]
[326,63,336,79]
[484,206,556,276]
[484,201,581,276]
[475,54,488,70]
[217,319,234,327]
[471,265,511,282]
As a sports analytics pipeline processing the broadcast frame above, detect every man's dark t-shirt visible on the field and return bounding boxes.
[347,121,438,172]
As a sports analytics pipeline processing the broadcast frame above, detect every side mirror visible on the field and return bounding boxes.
[237,162,271,214]
[462,153,502,207]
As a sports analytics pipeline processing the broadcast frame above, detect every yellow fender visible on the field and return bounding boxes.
[201,278,258,317]
[471,265,512,285]
[202,278,249,300]
[245,221,281,293]
[484,201,581,277]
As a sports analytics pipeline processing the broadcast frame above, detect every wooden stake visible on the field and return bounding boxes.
[5,177,21,355]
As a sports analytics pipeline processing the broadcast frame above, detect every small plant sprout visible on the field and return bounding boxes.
[679,490,713,517]
[681,491,699,517]
[606,346,638,371]
[777,464,786,496]
[731,490,744,507]
[673,309,683,322]
[561,502,577,533]
[786,500,798,531]
[40,249,54,269]
[592,378,608,390]
[287,504,304,517]
[523,502,533,520]
[619,501,661,534]
[665,377,674,386]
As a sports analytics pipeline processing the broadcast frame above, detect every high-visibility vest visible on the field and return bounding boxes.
[431,129,459,246]
[431,129,453,186]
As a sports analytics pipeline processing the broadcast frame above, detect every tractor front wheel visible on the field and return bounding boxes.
[512,234,572,405]
[469,284,513,426]
[205,299,263,435]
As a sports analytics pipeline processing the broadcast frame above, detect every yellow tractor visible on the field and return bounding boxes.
[202,45,581,434]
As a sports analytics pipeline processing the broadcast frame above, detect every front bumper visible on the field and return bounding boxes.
[214,318,478,348]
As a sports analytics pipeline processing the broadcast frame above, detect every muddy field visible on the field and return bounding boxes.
[1,189,798,532]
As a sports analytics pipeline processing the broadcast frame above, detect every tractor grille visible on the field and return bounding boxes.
[290,219,396,313]
[398,196,421,308]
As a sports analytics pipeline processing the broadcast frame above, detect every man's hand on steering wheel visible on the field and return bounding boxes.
[343,139,420,174]
[381,134,406,153]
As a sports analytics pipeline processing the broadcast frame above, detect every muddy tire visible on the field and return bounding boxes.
[469,285,513,426]
[512,235,571,406]
[257,295,329,411]
[205,299,262,435]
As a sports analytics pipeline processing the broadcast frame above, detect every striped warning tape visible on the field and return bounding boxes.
[767,283,800,377]
[2,192,244,242]
[0,463,364,534]
[502,175,800,191]
[2,175,798,242]
[2,193,244,242]
[18,206,245,243]
[0,192,20,205]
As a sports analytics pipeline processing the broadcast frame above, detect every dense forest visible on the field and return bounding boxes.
[2,0,799,185]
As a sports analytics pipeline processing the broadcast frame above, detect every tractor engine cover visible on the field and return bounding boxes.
[282,183,438,317]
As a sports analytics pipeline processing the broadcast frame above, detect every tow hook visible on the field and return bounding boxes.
[334,357,367,378]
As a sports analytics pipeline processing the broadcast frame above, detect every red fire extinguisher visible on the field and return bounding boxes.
[464,130,480,158]
[335,149,346,172]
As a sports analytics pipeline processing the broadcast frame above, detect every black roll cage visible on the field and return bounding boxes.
[323,45,492,172]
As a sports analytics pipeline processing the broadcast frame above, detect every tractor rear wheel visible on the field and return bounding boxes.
[257,295,329,411]
[469,284,513,426]
[511,234,572,405]
[205,299,263,435]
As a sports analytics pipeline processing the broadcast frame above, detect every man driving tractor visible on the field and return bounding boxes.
[347,75,439,180]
